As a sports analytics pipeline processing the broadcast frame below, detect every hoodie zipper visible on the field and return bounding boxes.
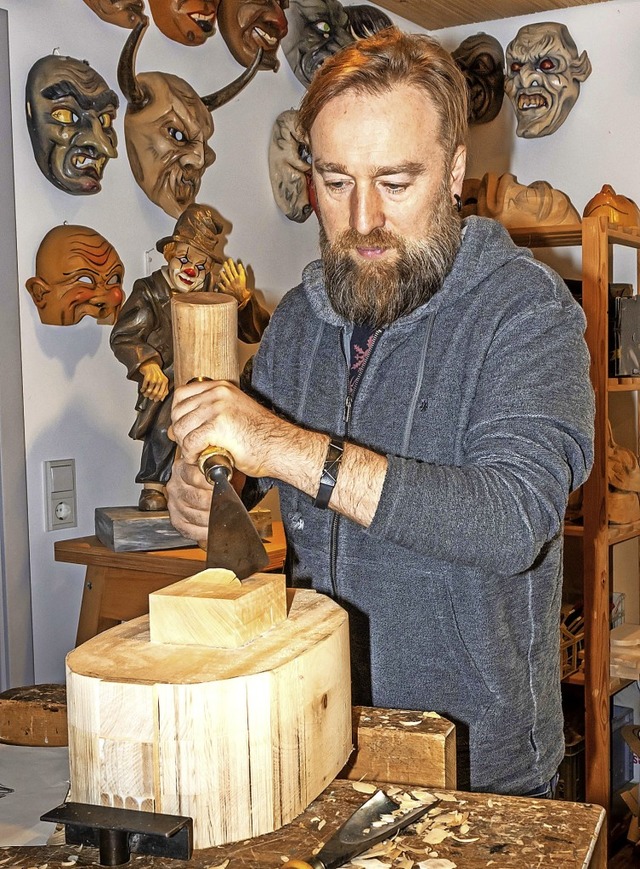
[329,328,384,597]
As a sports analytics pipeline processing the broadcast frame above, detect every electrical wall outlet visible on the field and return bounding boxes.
[44,459,77,531]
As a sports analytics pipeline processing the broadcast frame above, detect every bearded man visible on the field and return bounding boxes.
[167,29,594,798]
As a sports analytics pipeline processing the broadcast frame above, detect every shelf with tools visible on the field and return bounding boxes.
[511,216,640,822]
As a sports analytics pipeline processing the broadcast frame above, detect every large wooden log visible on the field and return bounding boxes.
[65,588,351,849]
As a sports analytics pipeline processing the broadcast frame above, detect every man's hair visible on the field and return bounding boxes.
[297,27,468,163]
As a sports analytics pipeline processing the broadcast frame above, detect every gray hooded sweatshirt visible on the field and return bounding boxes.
[249,216,595,794]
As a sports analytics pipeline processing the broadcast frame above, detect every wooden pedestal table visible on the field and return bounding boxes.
[54,521,286,645]
[5,779,606,868]
[65,580,352,849]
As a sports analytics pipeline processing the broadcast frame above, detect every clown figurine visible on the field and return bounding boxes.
[110,203,269,511]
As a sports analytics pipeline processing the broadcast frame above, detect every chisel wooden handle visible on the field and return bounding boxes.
[198,446,234,484]
[281,860,322,869]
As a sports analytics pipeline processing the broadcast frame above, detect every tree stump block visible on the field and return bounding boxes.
[0,683,68,746]
[65,587,351,848]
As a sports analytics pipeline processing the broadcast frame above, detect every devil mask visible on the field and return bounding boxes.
[149,0,219,45]
[26,225,125,326]
[217,0,288,72]
[118,20,261,217]
[82,0,146,28]
[25,55,119,195]
[505,22,592,138]
[453,33,504,125]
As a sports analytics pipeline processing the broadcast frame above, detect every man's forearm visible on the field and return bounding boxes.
[264,417,387,527]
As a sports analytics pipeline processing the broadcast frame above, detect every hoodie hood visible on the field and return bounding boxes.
[298,216,532,329]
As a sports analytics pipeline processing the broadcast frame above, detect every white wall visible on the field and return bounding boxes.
[2,0,639,682]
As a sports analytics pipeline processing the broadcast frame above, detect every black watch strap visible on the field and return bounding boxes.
[313,439,344,509]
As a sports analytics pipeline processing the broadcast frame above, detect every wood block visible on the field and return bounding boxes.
[340,706,456,789]
[149,569,287,648]
[66,589,352,848]
[611,623,640,647]
[95,506,196,552]
[0,683,67,747]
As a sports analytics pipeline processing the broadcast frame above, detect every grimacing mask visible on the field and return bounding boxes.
[505,22,591,138]
[26,225,125,326]
[82,0,146,28]
[26,55,119,194]
[281,0,352,87]
[452,33,505,125]
[149,0,219,45]
[119,20,262,217]
[218,0,288,72]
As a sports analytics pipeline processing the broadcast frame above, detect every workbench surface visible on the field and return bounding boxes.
[0,778,605,868]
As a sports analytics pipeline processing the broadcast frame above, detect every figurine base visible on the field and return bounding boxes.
[95,506,196,552]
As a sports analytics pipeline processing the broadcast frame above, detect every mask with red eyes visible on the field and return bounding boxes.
[504,22,591,138]
[26,225,125,326]
[118,19,263,217]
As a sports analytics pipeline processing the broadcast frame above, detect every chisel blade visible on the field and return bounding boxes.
[205,464,269,579]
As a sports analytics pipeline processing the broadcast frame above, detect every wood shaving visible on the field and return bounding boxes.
[206,861,229,869]
[423,827,451,845]
[433,792,458,802]
[399,720,422,726]
[352,781,378,794]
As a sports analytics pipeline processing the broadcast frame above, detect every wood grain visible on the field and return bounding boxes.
[148,570,287,648]
[66,589,351,848]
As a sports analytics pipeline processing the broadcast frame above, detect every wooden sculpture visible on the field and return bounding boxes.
[583,184,640,228]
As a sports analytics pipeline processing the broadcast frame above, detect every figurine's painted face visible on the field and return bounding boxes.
[26,225,124,326]
[124,72,215,218]
[281,0,352,87]
[165,242,214,292]
[82,0,146,28]
[25,55,119,195]
[149,0,219,45]
[452,33,504,125]
[218,0,288,71]
[505,22,591,138]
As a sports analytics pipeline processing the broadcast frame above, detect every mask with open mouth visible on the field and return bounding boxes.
[218,0,289,71]
[26,54,119,194]
[149,0,219,44]
[505,21,591,138]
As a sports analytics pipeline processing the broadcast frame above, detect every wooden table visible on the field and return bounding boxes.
[1,778,606,868]
[55,522,286,645]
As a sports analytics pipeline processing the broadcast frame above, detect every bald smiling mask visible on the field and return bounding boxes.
[118,19,261,216]
[26,225,125,326]
[26,54,119,195]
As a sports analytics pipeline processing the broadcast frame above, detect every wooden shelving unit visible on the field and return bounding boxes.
[373,0,610,31]
[512,216,640,819]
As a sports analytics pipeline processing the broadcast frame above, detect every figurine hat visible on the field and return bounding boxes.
[156,203,224,261]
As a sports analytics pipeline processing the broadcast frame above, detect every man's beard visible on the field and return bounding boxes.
[320,181,462,328]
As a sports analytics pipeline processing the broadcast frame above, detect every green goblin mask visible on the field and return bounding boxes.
[25,54,119,194]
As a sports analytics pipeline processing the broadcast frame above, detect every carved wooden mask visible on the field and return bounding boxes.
[25,54,119,194]
[26,225,125,326]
